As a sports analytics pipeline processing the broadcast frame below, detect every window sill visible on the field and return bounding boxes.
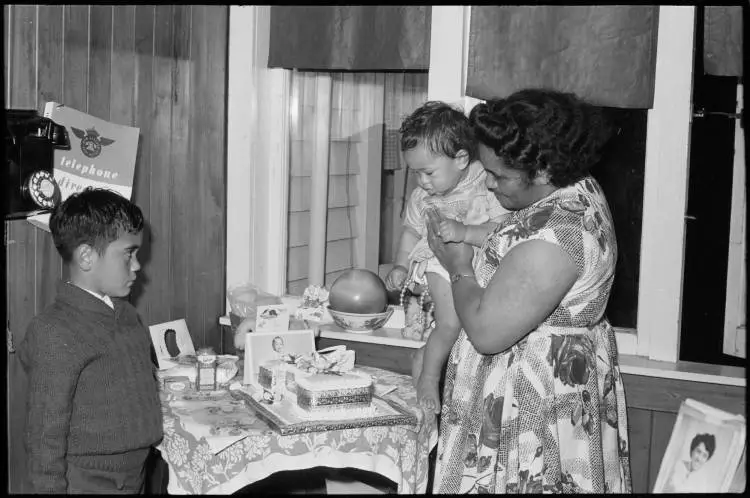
[619,354,745,387]
[220,316,745,386]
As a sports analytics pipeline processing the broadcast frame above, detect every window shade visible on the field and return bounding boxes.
[704,6,743,77]
[268,6,431,71]
[466,6,659,109]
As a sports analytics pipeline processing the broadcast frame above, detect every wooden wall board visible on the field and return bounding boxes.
[88,5,113,120]
[170,4,192,326]
[648,411,678,492]
[622,374,745,414]
[626,407,653,494]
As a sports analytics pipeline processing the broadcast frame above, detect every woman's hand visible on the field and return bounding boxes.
[425,208,474,275]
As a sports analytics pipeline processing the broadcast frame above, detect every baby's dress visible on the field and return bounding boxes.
[403,161,508,284]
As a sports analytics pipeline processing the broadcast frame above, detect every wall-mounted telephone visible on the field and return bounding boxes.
[5,109,70,219]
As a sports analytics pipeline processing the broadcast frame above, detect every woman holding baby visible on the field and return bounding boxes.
[425,88,631,493]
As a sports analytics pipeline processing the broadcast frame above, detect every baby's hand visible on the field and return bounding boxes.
[416,374,441,414]
[438,219,467,243]
[385,265,408,291]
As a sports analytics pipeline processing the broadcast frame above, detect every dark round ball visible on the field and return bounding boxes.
[329,268,388,314]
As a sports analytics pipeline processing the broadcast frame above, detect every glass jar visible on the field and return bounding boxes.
[196,347,217,391]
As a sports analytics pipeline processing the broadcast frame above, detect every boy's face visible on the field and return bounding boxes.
[404,145,467,196]
[88,231,142,298]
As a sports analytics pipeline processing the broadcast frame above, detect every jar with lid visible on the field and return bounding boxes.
[196,347,217,391]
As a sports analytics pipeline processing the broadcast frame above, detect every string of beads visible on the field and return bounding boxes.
[399,260,435,341]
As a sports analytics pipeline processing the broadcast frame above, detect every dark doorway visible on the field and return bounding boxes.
[680,7,744,367]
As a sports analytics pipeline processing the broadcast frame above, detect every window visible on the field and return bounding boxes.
[284,71,428,293]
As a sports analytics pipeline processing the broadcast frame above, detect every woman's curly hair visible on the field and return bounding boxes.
[469,89,612,187]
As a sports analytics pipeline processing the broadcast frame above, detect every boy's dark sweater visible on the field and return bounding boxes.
[18,281,163,494]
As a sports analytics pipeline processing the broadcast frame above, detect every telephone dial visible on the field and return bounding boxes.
[5,109,70,219]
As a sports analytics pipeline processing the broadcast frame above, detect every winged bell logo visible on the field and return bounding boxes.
[71,127,115,158]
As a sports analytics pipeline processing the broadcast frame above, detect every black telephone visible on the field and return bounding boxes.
[5,109,70,219]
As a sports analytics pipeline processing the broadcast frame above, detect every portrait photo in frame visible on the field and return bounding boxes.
[243,329,316,385]
[148,319,196,370]
[653,398,746,493]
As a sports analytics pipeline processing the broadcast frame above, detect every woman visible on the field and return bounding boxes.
[426,89,631,493]
[664,433,715,493]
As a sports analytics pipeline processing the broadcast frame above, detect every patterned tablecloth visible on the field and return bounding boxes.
[157,365,438,494]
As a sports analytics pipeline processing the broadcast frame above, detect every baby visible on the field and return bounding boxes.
[385,101,510,413]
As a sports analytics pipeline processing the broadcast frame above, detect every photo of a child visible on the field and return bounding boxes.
[243,330,316,385]
[271,336,296,363]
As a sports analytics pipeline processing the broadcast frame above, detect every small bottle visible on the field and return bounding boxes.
[196,347,217,391]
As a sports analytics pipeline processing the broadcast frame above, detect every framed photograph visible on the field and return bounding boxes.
[653,398,746,493]
[243,329,316,385]
[256,304,290,333]
[148,319,196,370]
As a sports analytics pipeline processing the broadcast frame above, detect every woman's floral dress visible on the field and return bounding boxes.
[433,176,632,494]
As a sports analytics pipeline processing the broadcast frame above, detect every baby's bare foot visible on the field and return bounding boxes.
[417,375,440,414]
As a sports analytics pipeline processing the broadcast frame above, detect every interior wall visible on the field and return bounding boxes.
[4,5,228,492]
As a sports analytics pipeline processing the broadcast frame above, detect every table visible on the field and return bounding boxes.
[157,365,438,494]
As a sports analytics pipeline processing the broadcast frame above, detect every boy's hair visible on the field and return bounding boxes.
[49,188,144,263]
[399,101,478,163]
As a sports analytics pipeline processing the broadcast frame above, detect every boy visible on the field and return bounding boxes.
[385,101,509,413]
[18,188,163,493]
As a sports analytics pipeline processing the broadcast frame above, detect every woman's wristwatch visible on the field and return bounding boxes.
[450,272,475,284]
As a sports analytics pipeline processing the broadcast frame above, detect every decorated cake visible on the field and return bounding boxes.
[294,371,375,419]
[256,346,376,419]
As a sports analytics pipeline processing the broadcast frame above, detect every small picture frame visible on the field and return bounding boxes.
[256,304,290,333]
[148,319,196,370]
[243,329,316,385]
[653,398,746,493]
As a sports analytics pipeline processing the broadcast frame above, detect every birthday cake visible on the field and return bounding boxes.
[256,346,375,418]
[294,371,375,419]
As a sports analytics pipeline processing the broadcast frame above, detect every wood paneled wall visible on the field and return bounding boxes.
[5,5,228,493]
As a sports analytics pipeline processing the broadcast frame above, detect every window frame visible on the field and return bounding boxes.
[227,5,707,363]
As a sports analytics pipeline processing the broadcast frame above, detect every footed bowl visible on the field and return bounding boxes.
[328,307,394,333]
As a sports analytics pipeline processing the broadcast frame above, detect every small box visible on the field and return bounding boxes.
[163,376,191,393]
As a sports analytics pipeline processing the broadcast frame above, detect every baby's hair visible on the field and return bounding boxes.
[690,433,716,459]
[50,187,144,263]
[399,101,478,163]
